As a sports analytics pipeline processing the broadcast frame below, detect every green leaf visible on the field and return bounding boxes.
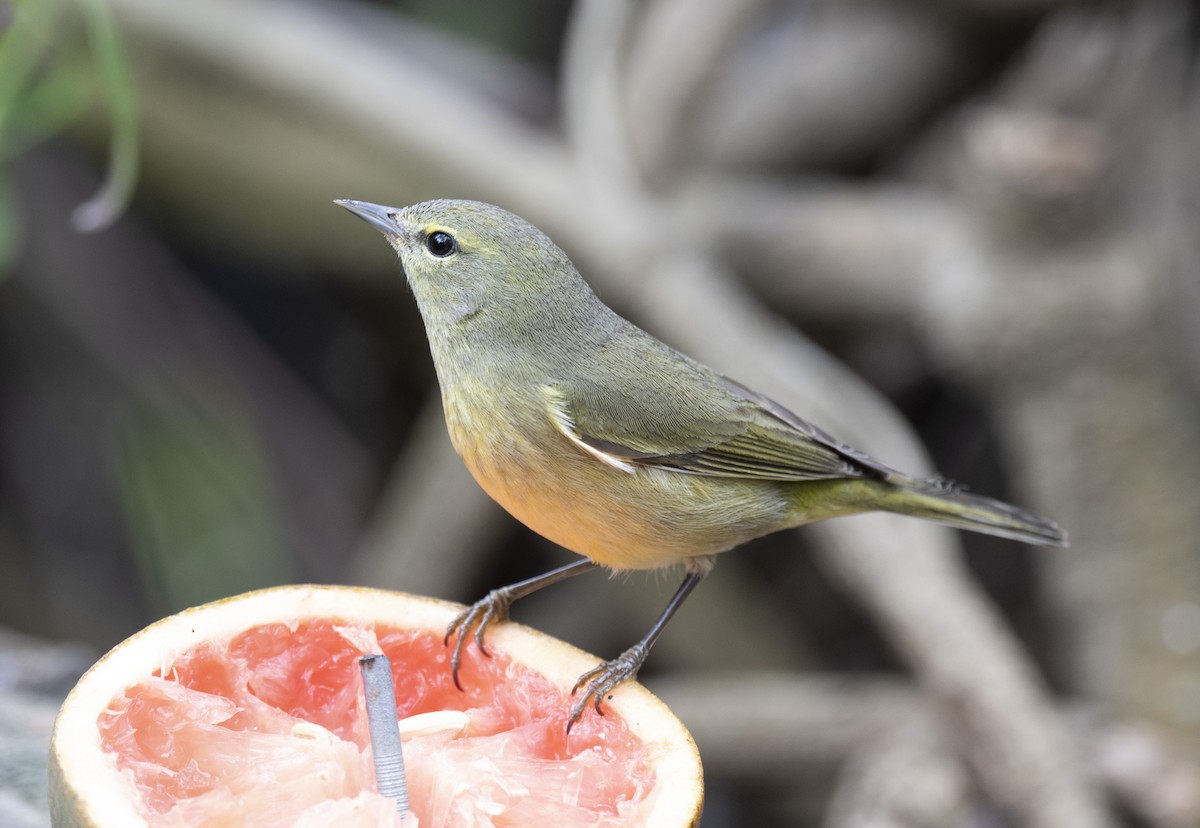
[111,393,298,614]
[71,0,139,232]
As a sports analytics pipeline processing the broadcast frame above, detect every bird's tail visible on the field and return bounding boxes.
[874,478,1068,547]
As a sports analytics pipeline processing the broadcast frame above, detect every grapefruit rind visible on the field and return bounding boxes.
[49,585,703,827]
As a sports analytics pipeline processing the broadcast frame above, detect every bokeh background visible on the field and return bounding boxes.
[3,0,1200,825]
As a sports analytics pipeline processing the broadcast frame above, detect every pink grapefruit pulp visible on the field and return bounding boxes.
[49,585,703,827]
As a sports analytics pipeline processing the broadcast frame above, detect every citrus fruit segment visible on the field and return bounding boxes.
[49,585,703,827]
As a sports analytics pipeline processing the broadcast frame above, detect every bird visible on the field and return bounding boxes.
[335,197,1066,729]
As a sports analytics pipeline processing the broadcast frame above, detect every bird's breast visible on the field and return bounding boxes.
[440,383,791,569]
[442,386,637,564]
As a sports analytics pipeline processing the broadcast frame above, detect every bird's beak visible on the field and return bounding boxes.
[334,199,402,236]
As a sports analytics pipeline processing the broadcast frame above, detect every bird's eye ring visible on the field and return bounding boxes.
[425,231,457,257]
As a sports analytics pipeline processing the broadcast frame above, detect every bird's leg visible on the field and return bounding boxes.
[446,558,598,690]
[567,570,706,731]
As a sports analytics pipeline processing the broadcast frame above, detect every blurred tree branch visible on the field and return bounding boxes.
[654,672,1200,828]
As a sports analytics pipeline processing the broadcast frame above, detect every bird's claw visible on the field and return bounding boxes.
[444,589,513,691]
[566,642,649,733]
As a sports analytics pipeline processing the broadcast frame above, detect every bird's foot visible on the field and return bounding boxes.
[567,641,649,732]
[444,588,514,691]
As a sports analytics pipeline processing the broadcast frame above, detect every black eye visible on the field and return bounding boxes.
[425,231,457,257]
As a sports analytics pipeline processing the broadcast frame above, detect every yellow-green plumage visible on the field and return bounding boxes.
[335,196,1066,727]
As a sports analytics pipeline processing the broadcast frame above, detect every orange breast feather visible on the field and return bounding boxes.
[455,422,795,572]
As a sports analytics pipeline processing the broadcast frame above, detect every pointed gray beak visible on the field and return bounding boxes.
[335,199,401,236]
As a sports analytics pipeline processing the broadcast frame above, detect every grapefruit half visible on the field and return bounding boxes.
[49,585,703,827]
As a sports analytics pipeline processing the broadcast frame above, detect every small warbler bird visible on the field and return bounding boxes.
[336,198,1066,729]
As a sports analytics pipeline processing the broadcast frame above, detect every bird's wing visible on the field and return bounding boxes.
[542,372,898,483]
